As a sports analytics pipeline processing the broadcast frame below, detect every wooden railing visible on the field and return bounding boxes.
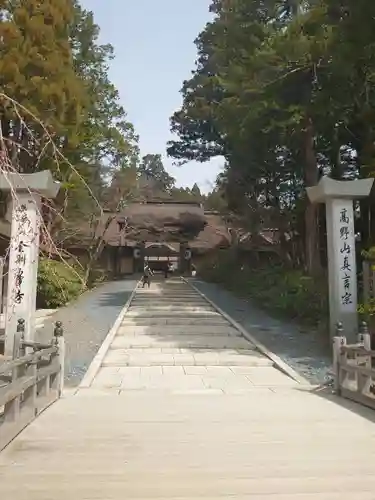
[0,320,64,451]
[333,322,375,410]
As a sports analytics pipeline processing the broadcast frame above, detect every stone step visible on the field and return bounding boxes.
[137,292,200,297]
[117,326,240,336]
[102,350,272,367]
[135,298,202,302]
[109,347,257,355]
[135,295,201,300]
[126,310,222,318]
[120,318,230,326]
[136,287,198,291]
[132,298,207,303]
[156,288,196,291]
[138,295,203,299]
[126,306,222,317]
[131,303,208,308]
[128,307,216,313]
[93,365,291,391]
[131,304,208,309]
[111,335,253,350]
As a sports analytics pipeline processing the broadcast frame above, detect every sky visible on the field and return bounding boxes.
[80,0,223,194]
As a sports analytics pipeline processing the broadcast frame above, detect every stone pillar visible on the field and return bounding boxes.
[0,256,4,314]
[0,171,60,355]
[307,176,374,342]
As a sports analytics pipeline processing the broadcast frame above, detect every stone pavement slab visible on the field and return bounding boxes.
[116,325,241,336]
[91,278,296,392]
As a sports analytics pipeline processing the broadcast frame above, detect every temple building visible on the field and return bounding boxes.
[62,201,231,277]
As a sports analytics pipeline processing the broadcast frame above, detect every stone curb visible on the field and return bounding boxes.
[182,277,311,386]
[79,279,141,388]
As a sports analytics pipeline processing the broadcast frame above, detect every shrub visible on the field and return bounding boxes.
[362,247,375,261]
[198,249,328,326]
[37,258,84,308]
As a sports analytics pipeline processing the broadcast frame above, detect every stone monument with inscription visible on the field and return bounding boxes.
[307,176,374,342]
[0,171,60,356]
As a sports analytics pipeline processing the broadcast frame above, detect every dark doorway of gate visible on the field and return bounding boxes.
[144,243,179,274]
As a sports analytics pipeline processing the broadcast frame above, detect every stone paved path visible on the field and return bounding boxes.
[1,278,375,498]
[90,277,297,393]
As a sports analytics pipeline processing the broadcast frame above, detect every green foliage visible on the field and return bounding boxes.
[68,1,139,170]
[357,300,375,317]
[362,247,375,261]
[0,0,84,173]
[59,2,140,226]
[168,0,375,272]
[138,154,175,195]
[0,0,140,233]
[204,187,227,212]
[37,258,84,308]
[190,183,202,201]
[199,249,328,326]
[103,164,139,209]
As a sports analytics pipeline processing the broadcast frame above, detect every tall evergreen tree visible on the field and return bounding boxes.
[0,0,84,173]
[138,154,175,193]
[169,0,375,272]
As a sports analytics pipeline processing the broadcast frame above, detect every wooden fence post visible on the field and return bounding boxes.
[0,256,4,315]
[54,321,65,397]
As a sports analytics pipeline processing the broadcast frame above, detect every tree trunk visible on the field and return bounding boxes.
[84,215,115,287]
[84,241,105,288]
[303,116,321,275]
[330,127,344,180]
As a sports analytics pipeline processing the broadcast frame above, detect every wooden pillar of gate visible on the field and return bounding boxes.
[134,241,145,273]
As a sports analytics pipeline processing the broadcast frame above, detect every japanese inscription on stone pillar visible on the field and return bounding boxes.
[9,203,29,312]
[335,202,356,313]
[6,197,39,328]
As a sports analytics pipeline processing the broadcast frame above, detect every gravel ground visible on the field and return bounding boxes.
[36,278,138,387]
[190,278,332,385]
[35,275,331,387]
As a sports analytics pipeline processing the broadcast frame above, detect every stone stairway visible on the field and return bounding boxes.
[91,277,296,393]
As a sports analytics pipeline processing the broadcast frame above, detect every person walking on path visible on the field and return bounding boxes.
[191,263,197,277]
[142,264,153,288]
[165,261,173,279]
